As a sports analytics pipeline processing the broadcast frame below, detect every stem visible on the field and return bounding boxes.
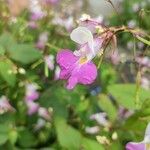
[135,71,141,109]
[46,43,61,51]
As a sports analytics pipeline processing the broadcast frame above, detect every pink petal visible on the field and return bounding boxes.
[126,142,145,150]
[57,49,78,79]
[77,62,97,84]
[67,62,97,90]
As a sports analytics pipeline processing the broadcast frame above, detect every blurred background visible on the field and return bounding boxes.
[0,0,150,150]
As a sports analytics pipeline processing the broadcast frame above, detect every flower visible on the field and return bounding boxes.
[25,83,39,101]
[70,26,104,60]
[38,107,51,120]
[85,126,100,134]
[90,112,109,127]
[44,0,59,5]
[26,101,39,115]
[126,122,150,150]
[0,96,15,114]
[44,55,55,70]
[29,0,45,21]
[56,49,97,89]
[36,32,48,50]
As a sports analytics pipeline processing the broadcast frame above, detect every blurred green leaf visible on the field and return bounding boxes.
[0,124,9,145]
[0,45,5,55]
[0,33,15,49]
[108,84,150,109]
[98,94,117,121]
[55,117,82,150]
[8,129,18,145]
[18,128,37,148]
[81,138,104,150]
[0,58,16,86]
[8,44,42,64]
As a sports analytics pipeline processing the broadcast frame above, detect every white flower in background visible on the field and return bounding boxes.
[38,107,51,120]
[85,126,100,134]
[44,55,55,70]
[141,77,150,90]
[132,3,140,12]
[0,96,15,114]
[90,112,109,127]
[127,20,136,28]
[34,118,46,130]
[54,66,60,80]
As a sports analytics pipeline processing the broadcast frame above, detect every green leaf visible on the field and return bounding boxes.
[108,84,150,109]
[0,124,9,145]
[0,33,15,49]
[55,117,82,150]
[0,45,5,55]
[18,128,37,148]
[136,35,150,46]
[8,129,18,145]
[81,138,104,150]
[8,44,42,64]
[0,58,16,86]
[0,134,8,145]
[98,94,117,121]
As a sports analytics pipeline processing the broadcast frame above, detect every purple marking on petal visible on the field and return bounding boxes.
[126,142,145,150]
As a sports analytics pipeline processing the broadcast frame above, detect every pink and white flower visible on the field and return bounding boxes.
[0,96,15,114]
[25,83,39,101]
[57,49,97,89]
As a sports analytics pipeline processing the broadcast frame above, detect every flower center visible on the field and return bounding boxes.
[146,143,150,150]
[79,57,88,65]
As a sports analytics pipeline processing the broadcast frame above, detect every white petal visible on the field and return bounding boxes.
[144,122,150,143]
[70,26,93,45]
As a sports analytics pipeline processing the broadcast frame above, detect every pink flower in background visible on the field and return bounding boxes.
[126,122,150,150]
[136,56,150,68]
[26,101,39,115]
[25,83,39,101]
[118,106,134,119]
[44,55,54,70]
[45,0,59,5]
[0,96,15,114]
[27,21,38,29]
[52,16,74,32]
[57,49,97,89]
[79,14,103,33]
[110,50,120,65]
[38,107,51,120]
[36,32,48,50]
[30,12,45,21]
[29,0,45,21]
